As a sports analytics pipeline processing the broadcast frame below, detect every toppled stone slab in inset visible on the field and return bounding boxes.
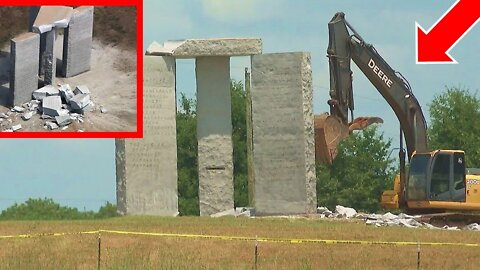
[33,6,74,33]
[73,85,90,95]
[33,85,60,101]
[70,94,91,110]
[42,96,62,116]
[59,84,74,102]
[55,115,72,126]
[12,124,22,132]
[12,106,25,113]
[45,121,59,130]
[22,111,34,121]
[146,38,263,58]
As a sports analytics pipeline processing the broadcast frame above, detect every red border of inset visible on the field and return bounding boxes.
[0,0,143,138]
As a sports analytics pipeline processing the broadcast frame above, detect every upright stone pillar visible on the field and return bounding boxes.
[10,33,40,106]
[196,56,234,216]
[62,6,94,77]
[42,30,56,85]
[251,52,317,215]
[115,55,178,216]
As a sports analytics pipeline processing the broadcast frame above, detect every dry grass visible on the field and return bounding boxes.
[0,216,479,269]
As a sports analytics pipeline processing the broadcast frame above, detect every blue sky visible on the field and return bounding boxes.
[0,1,478,211]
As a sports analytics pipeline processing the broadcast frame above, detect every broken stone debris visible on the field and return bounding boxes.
[73,85,90,95]
[34,84,92,128]
[335,205,357,218]
[317,205,480,231]
[22,111,33,120]
[210,207,254,218]
[42,96,62,116]
[55,115,72,127]
[32,85,59,101]
[0,83,97,132]
[70,93,91,110]
[12,106,25,113]
[12,124,22,131]
[45,121,59,130]
[59,84,75,102]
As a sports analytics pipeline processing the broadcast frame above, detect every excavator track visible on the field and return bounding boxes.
[414,212,480,228]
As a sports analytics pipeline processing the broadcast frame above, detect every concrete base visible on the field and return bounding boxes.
[251,52,317,215]
[62,6,94,77]
[115,55,178,216]
[10,33,40,106]
[196,56,234,216]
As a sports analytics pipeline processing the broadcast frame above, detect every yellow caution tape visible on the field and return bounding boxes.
[97,230,480,248]
[0,229,478,248]
[0,230,98,239]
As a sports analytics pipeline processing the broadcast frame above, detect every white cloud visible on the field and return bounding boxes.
[144,0,194,49]
[200,0,286,24]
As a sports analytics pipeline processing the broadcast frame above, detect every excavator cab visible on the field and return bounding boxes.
[407,150,466,203]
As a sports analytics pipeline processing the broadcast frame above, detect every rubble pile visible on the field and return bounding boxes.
[1,84,107,132]
[210,207,254,218]
[317,205,480,231]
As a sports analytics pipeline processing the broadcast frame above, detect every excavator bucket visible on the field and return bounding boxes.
[314,114,383,165]
[314,114,349,165]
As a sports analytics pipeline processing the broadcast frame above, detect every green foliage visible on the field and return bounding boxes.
[95,201,120,219]
[316,126,396,212]
[230,81,249,207]
[176,93,199,216]
[428,86,480,167]
[0,198,118,220]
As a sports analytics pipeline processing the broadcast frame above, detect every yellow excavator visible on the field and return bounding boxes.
[315,12,480,218]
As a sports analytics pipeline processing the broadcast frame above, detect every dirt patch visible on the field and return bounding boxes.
[93,6,137,51]
[0,7,29,48]
[0,6,136,50]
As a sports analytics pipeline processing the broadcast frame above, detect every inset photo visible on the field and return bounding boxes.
[0,4,141,136]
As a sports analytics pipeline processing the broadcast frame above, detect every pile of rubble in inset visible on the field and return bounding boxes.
[317,205,480,231]
[0,84,107,132]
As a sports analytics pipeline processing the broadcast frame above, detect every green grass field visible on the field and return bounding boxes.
[0,216,479,269]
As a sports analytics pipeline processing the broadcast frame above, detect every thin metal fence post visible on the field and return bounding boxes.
[254,236,258,270]
[97,231,102,270]
[417,241,421,270]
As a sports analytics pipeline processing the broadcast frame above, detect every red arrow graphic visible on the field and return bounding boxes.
[416,0,479,64]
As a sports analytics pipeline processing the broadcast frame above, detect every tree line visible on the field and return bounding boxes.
[0,198,118,220]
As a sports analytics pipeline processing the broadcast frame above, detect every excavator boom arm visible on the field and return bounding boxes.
[327,12,428,157]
